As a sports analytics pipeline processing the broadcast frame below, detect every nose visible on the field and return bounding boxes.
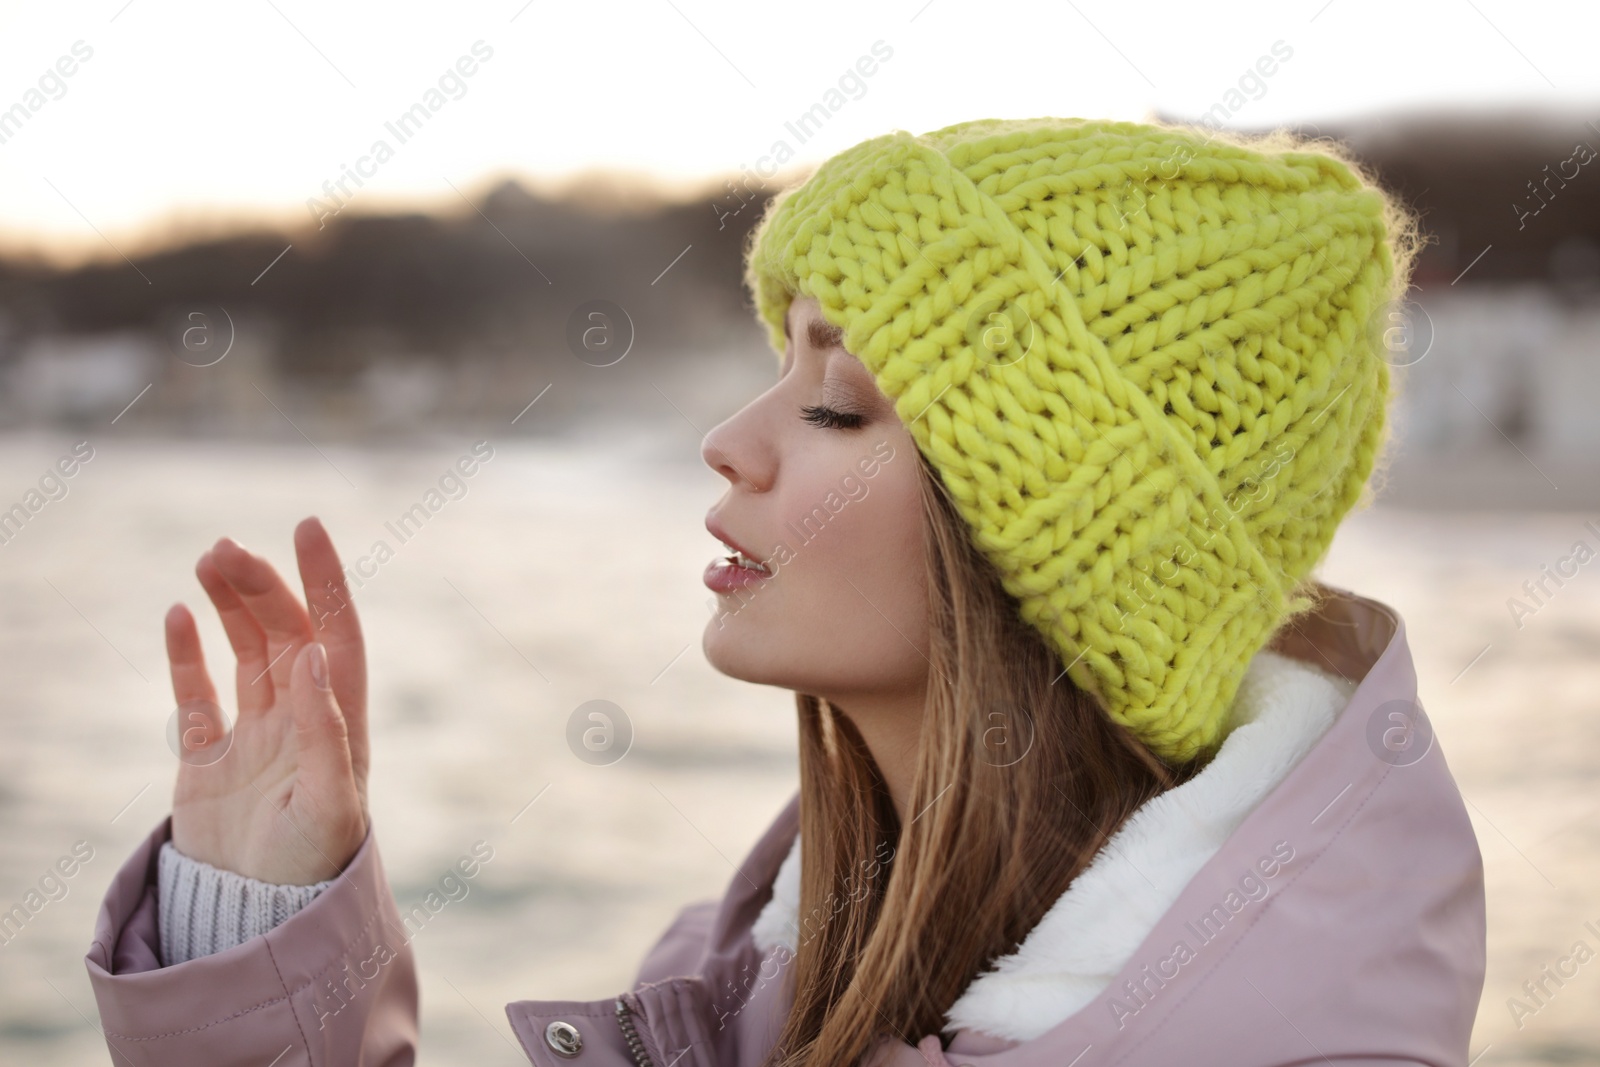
[700,400,773,491]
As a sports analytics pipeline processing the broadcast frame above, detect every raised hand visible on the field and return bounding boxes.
[162,516,369,885]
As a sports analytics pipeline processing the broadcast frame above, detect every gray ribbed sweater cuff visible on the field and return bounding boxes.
[157,841,335,966]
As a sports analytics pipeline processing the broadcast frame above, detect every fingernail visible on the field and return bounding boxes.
[309,642,330,689]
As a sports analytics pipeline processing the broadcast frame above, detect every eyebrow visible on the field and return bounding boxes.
[783,307,846,352]
[810,319,845,351]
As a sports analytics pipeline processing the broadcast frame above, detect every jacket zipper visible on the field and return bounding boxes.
[614,993,661,1067]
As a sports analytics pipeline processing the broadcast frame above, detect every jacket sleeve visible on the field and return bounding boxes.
[84,815,419,1067]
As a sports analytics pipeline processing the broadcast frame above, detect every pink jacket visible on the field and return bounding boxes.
[84,584,1486,1066]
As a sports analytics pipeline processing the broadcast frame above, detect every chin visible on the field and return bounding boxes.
[702,612,759,680]
[701,612,799,689]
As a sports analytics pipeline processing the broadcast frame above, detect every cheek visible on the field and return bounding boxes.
[778,439,928,672]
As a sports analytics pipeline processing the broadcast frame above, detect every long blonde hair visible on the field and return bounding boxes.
[761,448,1205,1067]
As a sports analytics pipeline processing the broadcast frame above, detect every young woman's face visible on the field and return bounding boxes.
[701,295,929,706]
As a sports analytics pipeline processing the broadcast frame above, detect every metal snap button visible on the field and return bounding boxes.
[545,1019,583,1058]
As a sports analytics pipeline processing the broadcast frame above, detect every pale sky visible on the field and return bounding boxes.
[0,0,1594,260]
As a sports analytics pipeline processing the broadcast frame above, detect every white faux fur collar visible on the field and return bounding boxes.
[749,649,1359,1042]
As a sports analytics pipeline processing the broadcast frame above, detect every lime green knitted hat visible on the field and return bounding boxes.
[743,116,1410,764]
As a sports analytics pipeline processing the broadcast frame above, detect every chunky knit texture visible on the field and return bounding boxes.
[744,116,1407,763]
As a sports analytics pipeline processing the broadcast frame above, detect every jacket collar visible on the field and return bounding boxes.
[748,586,1366,1042]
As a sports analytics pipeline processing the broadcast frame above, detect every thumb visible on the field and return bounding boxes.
[289,641,358,805]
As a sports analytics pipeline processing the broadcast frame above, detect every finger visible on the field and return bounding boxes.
[195,550,274,716]
[288,641,364,843]
[164,602,231,766]
[293,516,369,791]
[164,601,221,711]
[209,536,314,698]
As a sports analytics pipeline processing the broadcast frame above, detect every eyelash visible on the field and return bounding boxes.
[799,403,866,430]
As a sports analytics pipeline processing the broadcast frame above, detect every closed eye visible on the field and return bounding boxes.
[799,403,866,430]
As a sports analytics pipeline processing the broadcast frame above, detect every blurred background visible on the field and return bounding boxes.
[1,1,1598,1063]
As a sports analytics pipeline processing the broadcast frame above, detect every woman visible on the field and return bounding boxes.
[84,116,1487,1066]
